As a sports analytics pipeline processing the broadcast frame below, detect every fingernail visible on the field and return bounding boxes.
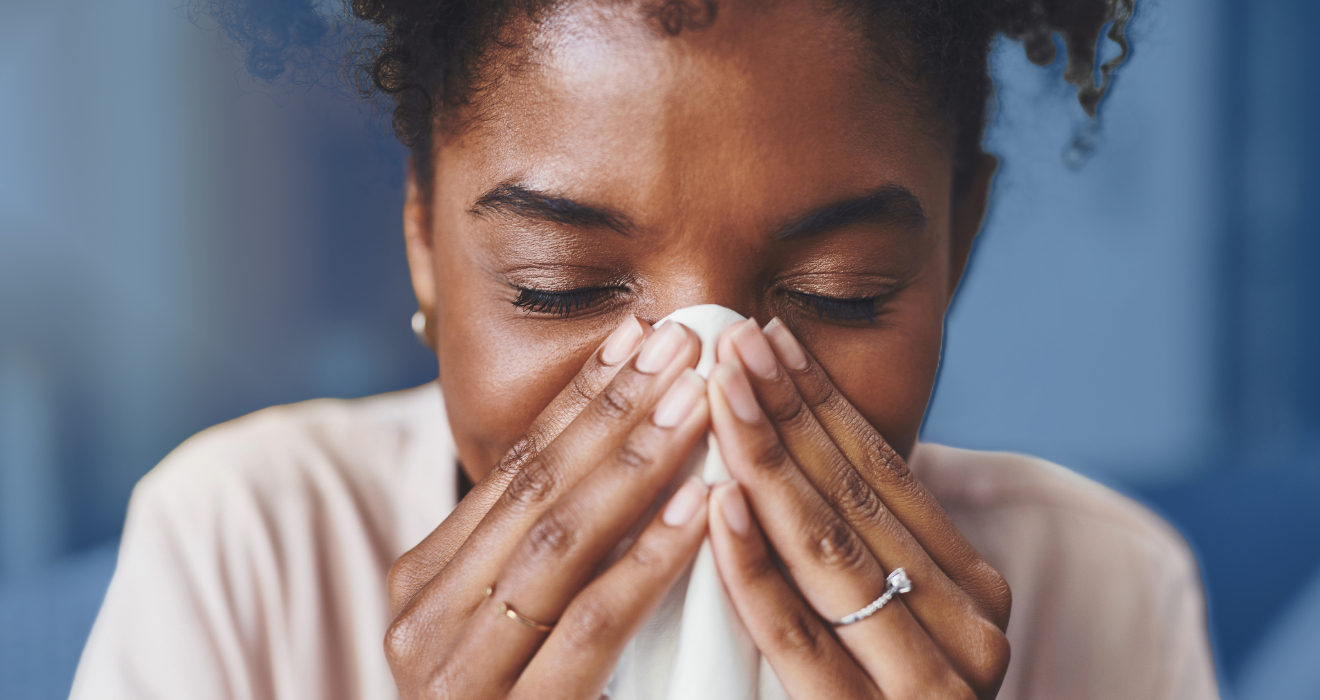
[636,322,686,374]
[732,319,778,380]
[714,364,762,423]
[663,477,706,526]
[654,369,704,427]
[763,318,808,371]
[718,483,751,536]
[601,316,645,365]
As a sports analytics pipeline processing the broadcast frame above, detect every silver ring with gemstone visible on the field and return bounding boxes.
[832,568,913,627]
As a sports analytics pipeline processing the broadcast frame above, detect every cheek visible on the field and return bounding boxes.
[429,230,610,475]
[843,328,941,460]
[436,307,601,475]
[813,316,942,461]
[799,281,947,461]
[793,233,952,460]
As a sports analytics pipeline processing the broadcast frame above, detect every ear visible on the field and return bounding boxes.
[947,152,998,301]
[403,159,438,351]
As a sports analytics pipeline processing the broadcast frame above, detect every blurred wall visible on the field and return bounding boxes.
[0,0,434,572]
[922,0,1320,688]
[1,0,1317,697]
[925,0,1224,486]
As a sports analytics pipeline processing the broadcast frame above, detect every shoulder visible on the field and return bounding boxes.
[911,443,1197,578]
[129,383,454,557]
[912,444,1218,698]
[75,387,450,699]
[138,383,446,501]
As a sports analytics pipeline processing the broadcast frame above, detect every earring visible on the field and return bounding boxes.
[412,310,430,349]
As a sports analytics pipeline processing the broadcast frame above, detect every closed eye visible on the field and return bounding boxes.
[786,291,884,323]
[511,286,622,317]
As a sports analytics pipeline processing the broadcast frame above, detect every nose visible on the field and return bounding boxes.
[656,304,749,377]
[642,273,764,328]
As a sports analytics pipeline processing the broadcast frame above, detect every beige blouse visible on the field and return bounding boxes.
[71,384,1219,699]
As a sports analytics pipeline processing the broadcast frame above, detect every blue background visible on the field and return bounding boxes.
[1,0,1317,697]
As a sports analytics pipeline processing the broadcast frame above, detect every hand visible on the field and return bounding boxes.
[385,318,713,699]
[705,318,1012,700]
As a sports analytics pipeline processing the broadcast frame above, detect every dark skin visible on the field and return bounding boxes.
[387,0,1010,697]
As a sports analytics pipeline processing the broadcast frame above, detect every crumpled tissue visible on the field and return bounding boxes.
[604,304,787,700]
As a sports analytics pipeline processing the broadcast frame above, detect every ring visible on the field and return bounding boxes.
[485,585,556,632]
[832,568,912,627]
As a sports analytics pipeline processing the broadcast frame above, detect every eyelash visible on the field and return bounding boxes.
[511,286,885,323]
[511,286,619,317]
[786,291,884,323]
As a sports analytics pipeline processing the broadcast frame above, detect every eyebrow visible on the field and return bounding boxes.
[773,186,928,241]
[469,183,636,236]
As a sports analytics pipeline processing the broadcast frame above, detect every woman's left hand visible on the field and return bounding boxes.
[705,319,1012,700]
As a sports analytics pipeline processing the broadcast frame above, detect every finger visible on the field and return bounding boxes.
[495,369,707,624]
[762,318,1012,629]
[707,482,879,700]
[434,373,709,698]
[448,321,697,590]
[708,364,965,696]
[513,478,710,700]
[721,319,1008,689]
[708,360,884,620]
[386,323,699,668]
[390,315,652,612]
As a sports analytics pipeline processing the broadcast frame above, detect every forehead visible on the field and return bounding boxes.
[444,0,951,227]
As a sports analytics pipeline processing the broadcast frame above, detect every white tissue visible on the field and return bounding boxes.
[663,305,746,380]
[604,305,786,700]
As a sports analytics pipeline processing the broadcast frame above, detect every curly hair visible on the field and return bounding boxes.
[203,0,1135,197]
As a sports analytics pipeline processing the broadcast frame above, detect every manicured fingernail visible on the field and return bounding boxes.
[731,319,778,380]
[654,369,704,427]
[636,322,686,374]
[714,364,761,423]
[718,483,751,536]
[763,318,808,371]
[601,316,645,365]
[663,477,706,526]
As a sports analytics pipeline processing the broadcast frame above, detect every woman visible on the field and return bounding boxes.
[72,0,1218,698]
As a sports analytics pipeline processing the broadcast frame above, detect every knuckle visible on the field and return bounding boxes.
[386,557,422,611]
[762,388,808,426]
[560,595,620,651]
[807,514,868,571]
[567,367,601,409]
[615,435,657,472]
[737,546,780,583]
[525,509,580,559]
[594,381,635,421]
[498,433,543,476]
[750,434,793,473]
[979,565,1014,630]
[627,536,668,571]
[959,559,1013,630]
[501,458,560,510]
[383,614,420,667]
[859,430,911,481]
[769,609,827,660]
[799,371,838,411]
[834,469,885,524]
[966,621,1012,693]
[778,399,819,438]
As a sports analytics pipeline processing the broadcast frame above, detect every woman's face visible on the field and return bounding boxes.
[405,0,994,480]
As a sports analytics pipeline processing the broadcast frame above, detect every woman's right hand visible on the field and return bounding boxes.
[384,317,712,700]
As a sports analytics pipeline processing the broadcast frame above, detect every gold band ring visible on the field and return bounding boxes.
[485,585,556,632]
